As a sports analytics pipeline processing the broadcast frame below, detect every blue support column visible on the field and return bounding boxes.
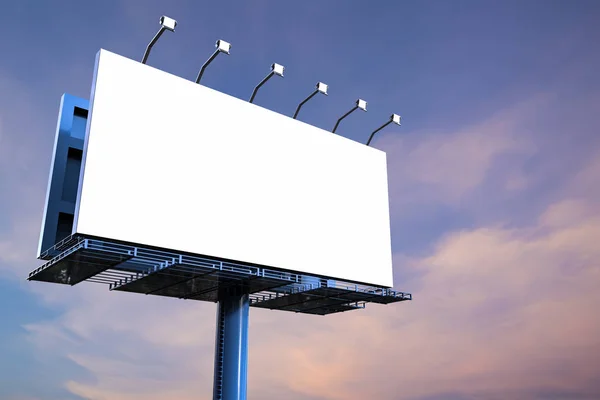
[213,292,249,400]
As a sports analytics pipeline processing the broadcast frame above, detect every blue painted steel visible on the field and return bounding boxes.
[37,94,89,258]
[213,293,250,400]
[30,236,412,310]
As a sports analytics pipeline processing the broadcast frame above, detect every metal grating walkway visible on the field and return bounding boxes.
[28,235,412,315]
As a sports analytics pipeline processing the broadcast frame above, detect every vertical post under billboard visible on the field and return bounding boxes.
[213,291,250,400]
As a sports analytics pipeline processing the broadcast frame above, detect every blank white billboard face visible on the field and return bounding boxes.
[74,49,393,287]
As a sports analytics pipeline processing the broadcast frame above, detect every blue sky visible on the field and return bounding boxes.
[1,1,599,399]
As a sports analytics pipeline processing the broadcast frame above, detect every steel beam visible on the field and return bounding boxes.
[213,291,249,400]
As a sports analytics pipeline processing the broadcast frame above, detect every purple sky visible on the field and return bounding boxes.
[1,1,599,399]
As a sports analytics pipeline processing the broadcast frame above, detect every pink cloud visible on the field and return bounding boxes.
[14,89,600,399]
[374,95,547,217]
[242,191,600,399]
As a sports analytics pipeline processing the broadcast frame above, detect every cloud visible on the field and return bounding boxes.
[241,165,600,400]
[375,95,546,215]
[1,19,597,396]
[0,73,51,279]
[4,397,43,400]
[14,86,599,400]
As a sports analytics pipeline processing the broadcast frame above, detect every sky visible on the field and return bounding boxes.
[1,0,599,399]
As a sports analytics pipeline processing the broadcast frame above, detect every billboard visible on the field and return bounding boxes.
[73,49,393,287]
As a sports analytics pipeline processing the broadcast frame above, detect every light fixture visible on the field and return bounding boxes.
[332,99,367,133]
[141,16,177,65]
[366,114,401,146]
[292,82,328,120]
[249,63,285,104]
[195,39,231,84]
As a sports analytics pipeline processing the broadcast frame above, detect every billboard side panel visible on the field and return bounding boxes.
[75,50,393,287]
[37,94,89,257]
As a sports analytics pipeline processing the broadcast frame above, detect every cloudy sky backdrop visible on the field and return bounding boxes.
[1,1,599,399]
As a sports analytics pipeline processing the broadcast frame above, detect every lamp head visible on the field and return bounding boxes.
[216,39,231,54]
[316,82,328,95]
[356,99,367,111]
[159,16,177,31]
[391,114,401,125]
[271,63,285,77]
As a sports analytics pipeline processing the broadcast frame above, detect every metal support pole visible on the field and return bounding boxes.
[293,90,318,119]
[332,99,366,133]
[141,27,166,64]
[366,121,392,146]
[213,292,250,400]
[366,114,401,146]
[332,105,358,133]
[249,72,275,104]
[196,50,220,83]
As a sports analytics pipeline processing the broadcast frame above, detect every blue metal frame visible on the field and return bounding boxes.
[37,94,89,257]
[29,235,412,312]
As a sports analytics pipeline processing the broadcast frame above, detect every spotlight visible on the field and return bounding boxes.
[160,16,177,31]
[141,16,177,65]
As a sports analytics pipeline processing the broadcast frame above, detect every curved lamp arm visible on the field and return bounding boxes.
[366,114,401,146]
[332,99,367,133]
[142,16,177,64]
[249,63,284,104]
